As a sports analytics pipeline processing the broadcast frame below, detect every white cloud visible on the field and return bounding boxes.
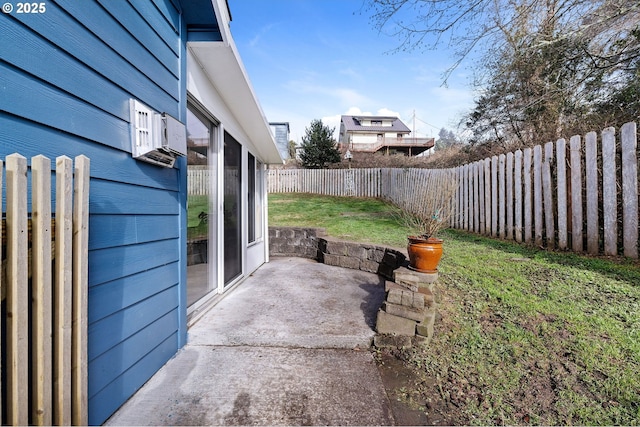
[338,67,361,80]
[249,23,278,47]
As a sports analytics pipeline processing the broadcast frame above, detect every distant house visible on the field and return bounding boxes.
[1,0,281,424]
[339,115,435,156]
[270,122,291,160]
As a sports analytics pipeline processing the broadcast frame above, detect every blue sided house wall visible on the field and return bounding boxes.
[0,0,224,424]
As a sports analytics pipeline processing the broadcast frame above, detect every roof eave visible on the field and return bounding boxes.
[186,1,283,165]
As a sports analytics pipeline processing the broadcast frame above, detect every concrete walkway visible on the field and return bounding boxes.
[105,257,395,426]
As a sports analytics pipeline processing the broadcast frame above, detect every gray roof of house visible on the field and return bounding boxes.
[340,115,411,133]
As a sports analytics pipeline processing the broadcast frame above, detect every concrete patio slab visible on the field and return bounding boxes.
[105,257,394,426]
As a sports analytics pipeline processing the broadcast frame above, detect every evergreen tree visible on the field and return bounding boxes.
[298,119,341,169]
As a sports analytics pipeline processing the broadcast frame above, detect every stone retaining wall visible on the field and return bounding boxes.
[269,227,407,280]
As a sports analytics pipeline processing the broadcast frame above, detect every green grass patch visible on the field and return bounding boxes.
[269,193,640,425]
[268,192,406,248]
[187,195,208,239]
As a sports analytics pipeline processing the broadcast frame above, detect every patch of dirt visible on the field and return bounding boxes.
[376,350,465,426]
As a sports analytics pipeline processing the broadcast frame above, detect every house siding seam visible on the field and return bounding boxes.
[0,1,187,425]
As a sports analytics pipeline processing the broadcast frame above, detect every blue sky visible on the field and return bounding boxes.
[228,0,476,143]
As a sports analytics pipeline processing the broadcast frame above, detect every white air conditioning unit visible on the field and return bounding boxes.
[130,100,186,168]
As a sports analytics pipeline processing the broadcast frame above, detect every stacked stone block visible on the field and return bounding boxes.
[269,227,325,259]
[374,267,438,348]
[318,238,406,280]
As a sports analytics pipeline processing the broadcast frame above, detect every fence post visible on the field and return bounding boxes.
[6,154,29,425]
[31,155,53,426]
[621,122,638,258]
[72,155,90,426]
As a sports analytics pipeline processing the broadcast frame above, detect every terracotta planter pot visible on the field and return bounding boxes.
[407,236,443,273]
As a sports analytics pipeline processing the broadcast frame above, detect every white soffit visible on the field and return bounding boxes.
[187,29,283,164]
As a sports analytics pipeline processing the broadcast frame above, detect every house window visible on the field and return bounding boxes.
[377,134,383,142]
[371,120,382,126]
[247,153,263,243]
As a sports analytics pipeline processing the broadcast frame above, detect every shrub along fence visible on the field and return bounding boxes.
[267,121,639,259]
[1,154,90,425]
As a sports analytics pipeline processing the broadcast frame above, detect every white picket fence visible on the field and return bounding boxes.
[1,154,90,425]
[266,121,639,259]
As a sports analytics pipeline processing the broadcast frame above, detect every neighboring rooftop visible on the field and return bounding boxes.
[340,115,412,133]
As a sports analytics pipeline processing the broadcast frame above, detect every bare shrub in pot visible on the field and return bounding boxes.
[394,170,458,272]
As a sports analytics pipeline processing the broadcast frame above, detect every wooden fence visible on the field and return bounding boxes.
[187,165,209,196]
[266,121,639,259]
[451,122,638,258]
[1,154,90,425]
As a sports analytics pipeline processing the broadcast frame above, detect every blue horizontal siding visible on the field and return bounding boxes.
[89,263,179,324]
[129,0,180,55]
[90,215,179,250]
[89,310,178,399]
[0,62,130,149]
[0,115,179,190]
[90,179,179,215]
[56,0,179,83]
[88,333,178,426]
[0,16,131,122]
[89,285,179,361]
[150,0,181,35]
[10,3,179,115]
[96,0,179,72]
[89,240,180,287]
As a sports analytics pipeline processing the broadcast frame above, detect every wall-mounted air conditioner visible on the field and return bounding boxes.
[130,99,187,168]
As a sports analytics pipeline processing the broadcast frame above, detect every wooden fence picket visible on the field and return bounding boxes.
[621,122,638,258]
[31,155,53,426]
[1,154,89,426]
[585,132,599,254]
[533,146,543,246]
[542,142,555,249]
[506,153,513,240]
[523,148,532,244]
[514,151,523,243]
[601,128,617,256]
[498,154,506,239]
[55,156,73,425]
[6,154,29,426]
[556,139,568,250]
[570,135,583,252]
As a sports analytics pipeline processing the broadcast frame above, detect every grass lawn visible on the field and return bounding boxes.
[269,192,640,425]
[187,195,208,239]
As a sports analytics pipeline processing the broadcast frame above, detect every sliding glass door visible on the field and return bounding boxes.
[224,132,242,285]
[186,107,217,306]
